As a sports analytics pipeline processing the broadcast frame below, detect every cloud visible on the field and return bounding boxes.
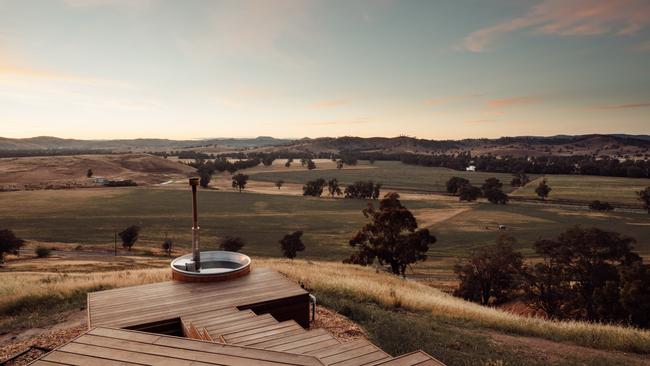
[63,0,156,9]
[638,40,650,51]
[464,119,496,124]
[310,99,350,109]
[461,0,650,52]
[307,118,369,126]
[487,96,540,108]
[424,93,483,106]
[594,102,650,109]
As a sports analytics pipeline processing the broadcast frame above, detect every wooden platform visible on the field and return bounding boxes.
[31,327,325,366]
[31,267,445,365]
[88,267,311,329]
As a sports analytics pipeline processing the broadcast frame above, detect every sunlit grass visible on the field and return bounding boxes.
[2,259,649,353]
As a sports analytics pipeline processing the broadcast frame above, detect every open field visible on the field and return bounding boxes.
[1,259,649,365]
[247,160,526,193]
[512,174,650,206]
[1,186,648,260]
[0,153,194,188]
[0,187,445,259]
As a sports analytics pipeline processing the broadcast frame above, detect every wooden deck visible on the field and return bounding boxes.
[88,267,311,329]
[31,327,325,366]
[30,267,445,365]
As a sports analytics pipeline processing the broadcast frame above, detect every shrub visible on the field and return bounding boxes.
[589,200,614,211]
[35,246,52,258]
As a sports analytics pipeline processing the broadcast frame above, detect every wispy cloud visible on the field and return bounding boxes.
[424,93,483,106]
[460,0,650,52]
[464,119,496,124]
[307,118,369,126]
[0,64,129,87]
[63,0,156,9]
[310,99,350,109]
[594,102,650,109]
[487,96,540,108]
[638,40,650,52]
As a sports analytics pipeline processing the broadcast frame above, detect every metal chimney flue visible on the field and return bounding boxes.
[189,177,200,271]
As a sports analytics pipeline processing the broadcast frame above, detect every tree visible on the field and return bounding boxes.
[300,158,308,167]
[529,226,640,321]
[638,187,650,213]
[0,229,24,263]
[262,156,275,166]
[279,230,305,259]
[620,262,650,327]
[198,165,213,188]
[523,260,565,319]
[458,184,481,202]
[219,236,245,252]
[372,183,382,200]
[346,193,436,276]
[86,169,93,178]
[336,160,344,169]
[35,246,52,258]
[482,178,508,204]
[453,235,523,305]
[232,173,249,192]
[307,160,317,170]
[119,225,140,251]
[303,178,326,197]
[327,178,342,197]
[162,238,173,256]
[446,177,470,195]
[344,181,380,199]
[285,159,292,168]
[275,179,284,190]
[535,179,551,200]
[589,200,613,211]
[510,172,530,187]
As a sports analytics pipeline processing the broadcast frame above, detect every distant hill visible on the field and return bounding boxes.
[0,136,294,151]
[1,134,649,158]
[251,134,650,158]
[0,153,196,187]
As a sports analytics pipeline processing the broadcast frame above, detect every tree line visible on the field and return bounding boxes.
[453,227,650,328]
[302,179,382,199]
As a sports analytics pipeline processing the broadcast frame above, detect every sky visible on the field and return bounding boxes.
[0,0,649,140]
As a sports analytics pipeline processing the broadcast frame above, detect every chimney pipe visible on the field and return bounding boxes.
[189,177,200,271]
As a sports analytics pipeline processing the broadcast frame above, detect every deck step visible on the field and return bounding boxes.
[305,339,391,366]
[207,313,279,337]
[244,328,329,348]
[223,320,304,344]
[373,351,445,366]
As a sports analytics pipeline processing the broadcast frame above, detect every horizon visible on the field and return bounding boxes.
[1,0,649,139]
[3,131,650,142]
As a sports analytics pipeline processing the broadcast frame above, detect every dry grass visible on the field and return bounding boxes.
[2,259,649,353]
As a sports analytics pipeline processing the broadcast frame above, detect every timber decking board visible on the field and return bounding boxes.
[373,351,444,366]
[30,327,325,366]
[88,268,308,329]
[53,267,447,366]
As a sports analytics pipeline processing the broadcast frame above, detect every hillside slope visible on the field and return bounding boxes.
[2,259,649,365]
[0,153,195,186]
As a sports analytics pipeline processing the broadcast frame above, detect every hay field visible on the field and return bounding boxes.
[511,174,650,206]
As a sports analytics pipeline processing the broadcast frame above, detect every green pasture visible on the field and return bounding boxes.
[0,187,442,259]
[512,174,650,206]
[248,161,524,193]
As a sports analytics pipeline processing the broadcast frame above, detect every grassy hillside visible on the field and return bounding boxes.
[2,259,649,365]
[0,153,194,186]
